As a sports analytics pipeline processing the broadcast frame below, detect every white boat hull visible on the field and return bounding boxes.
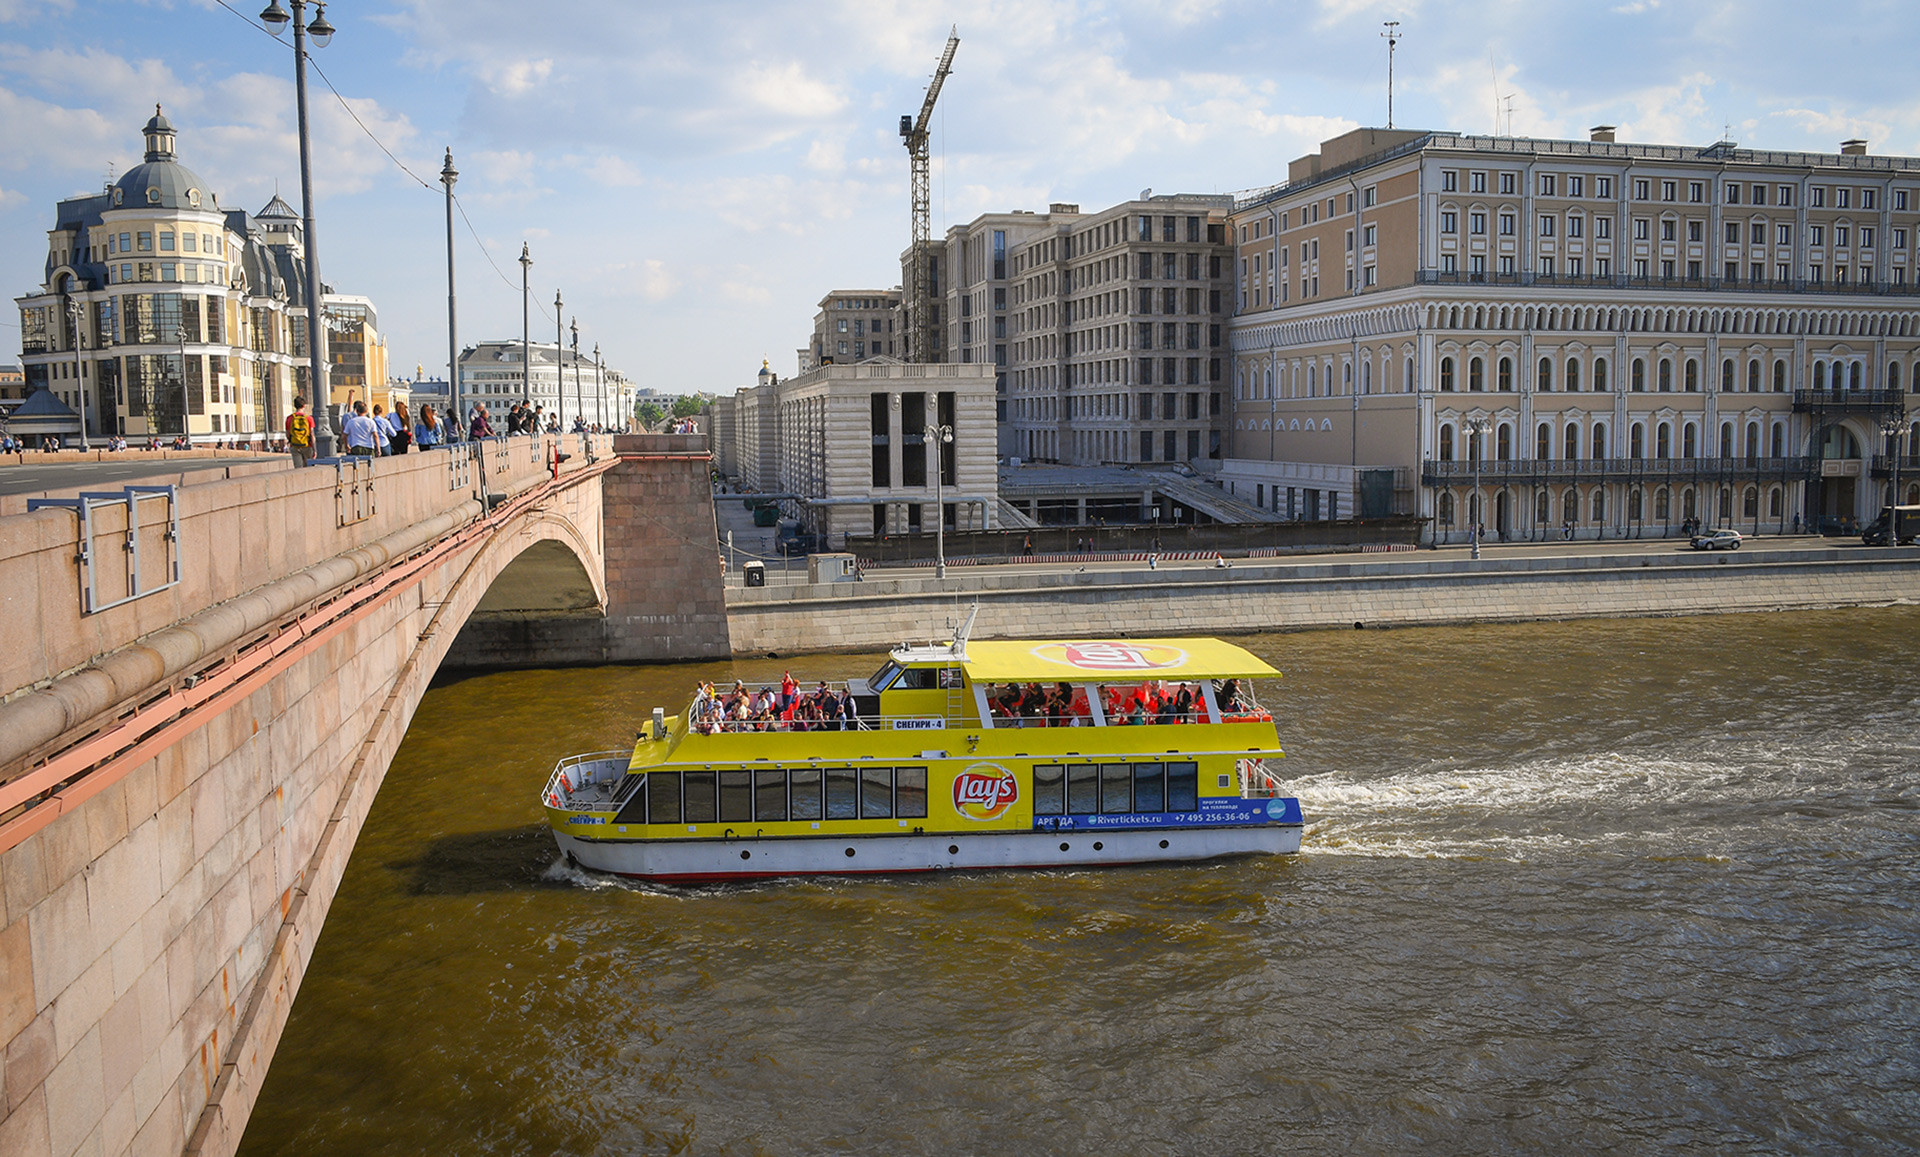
[554,823,1303,882]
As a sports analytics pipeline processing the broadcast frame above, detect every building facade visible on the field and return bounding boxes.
[12,109,349,443]
[940,211,1054,456]
[804,290,902,372]
[1005,194,1235,468]
[1223,127,1920,539]
[717,360,998,539]
[457,339,628,428]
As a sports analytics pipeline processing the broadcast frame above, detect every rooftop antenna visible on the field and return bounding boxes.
[1504,94,1517,136]
[1381,21,1401,129]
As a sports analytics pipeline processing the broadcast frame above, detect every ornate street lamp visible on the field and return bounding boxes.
[440,148,459,431]
[259,0,336,457]
[66,299,90,449]
[1465,414,1491,559]
[925,421,954,578]
[554,288,564,432]
[520,244,533,410]
[1880,410,1907,532]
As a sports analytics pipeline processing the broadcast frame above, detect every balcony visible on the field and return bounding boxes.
[1792,389,1907,413]
[1421,456,1813,486]
[1869,454,1920,478]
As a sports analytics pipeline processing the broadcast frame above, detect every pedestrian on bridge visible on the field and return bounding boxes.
[285,396,314,468]
[343,401,380,457]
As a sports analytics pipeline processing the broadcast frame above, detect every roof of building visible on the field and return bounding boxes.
[112,106,216,214]
[256,193,299,220]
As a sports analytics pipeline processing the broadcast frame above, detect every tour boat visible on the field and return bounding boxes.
[540,610,1303,881]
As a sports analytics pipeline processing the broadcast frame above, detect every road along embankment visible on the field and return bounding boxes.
[724,546,1920,654]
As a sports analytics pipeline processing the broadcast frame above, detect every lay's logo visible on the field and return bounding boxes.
[952,764,1020,821]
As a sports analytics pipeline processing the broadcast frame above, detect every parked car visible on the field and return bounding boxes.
[1690,528,1744,551]
[1861,505,1920,546]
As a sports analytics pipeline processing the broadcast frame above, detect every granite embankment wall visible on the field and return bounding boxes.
[725,547,1920,653]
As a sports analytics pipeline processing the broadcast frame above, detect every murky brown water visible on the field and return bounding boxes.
[239,608,1920,1155]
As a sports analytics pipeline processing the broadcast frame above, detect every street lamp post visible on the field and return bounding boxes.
[594,343,604,431]
[440,148,459,433]
[925,421,954,578]
[66,300,90,449]
[1466,414,1490,559]
[553,290,564,433]
[176,326,192,444]
[259,0,335,458]
[1881,411,1907,532]
[519,244,532,411]
[569,318,581,434]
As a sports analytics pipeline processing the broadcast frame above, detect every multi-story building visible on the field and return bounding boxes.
[1223,126,1920,539]
[804,290,901,372]
[1005,194,1235,467]
[321,293,389,411]
[12,108,348,443]
[941,210,1052,455]
[457,340,627,427]
[716,360,998,539]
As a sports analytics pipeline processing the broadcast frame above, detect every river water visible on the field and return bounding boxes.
[238,608,1920,1155]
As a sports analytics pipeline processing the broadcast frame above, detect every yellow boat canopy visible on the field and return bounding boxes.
[959,638,1280,683]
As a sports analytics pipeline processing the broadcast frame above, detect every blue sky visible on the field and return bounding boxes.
[5,0,1920,394]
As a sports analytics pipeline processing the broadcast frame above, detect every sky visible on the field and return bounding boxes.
[4,0,1920,396]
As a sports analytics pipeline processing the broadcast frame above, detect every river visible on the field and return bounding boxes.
[237,607,1920,1155]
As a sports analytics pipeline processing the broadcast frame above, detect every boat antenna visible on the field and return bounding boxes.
[949,602,980,659]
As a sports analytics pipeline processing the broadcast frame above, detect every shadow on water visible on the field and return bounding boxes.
[384,824,566,895]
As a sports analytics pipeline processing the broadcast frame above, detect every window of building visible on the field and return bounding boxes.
[1538,357,1553,391]
[1661,180,1677,202]
[1500,212,1516,236]
[1442,170,1458,192]
[1471,171,1487,194]
[1469,356,1484,391]
[1500,172,1516,195]
[1470,212,1486,235]
[1567,215,1583,238]
[1688,181,1704,203]
[1441,211,1457,234]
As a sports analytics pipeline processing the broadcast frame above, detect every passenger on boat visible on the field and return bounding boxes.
[1217,679,1243,713]
[778,671,797,712]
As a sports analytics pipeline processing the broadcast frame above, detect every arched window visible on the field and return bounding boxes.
[1535,490,1550,524]
[1562,487,1579,523]
[1719,421,1734,458]
[1685,359,1699,392]
[1405,357,1415,393]
[1769,487,1782,518]
[1745,421,1759,462]
[1361,360,1370,394]
[1629,487,1643,521]
[1850,361,1863,390]
[1440,356,1455,391]
[1657,421,1672,458]
[1892,362,1903,392]
[1498,357,1513,391]
[1655,487,1671,521]
[1566,358,1582,392]
[1633,358,1647,392]
[1682,487,1697,521]
[1564,424,1580,460]
[1743,486,1759,518]
[1592,488,1606,523]
[1537,422,1552,459]
[1594,358,1609,392]
[1814,362,1827,389]
[1748,360,1761,392]
[1683,423,1699,457]
[1721,359,1735,392]
[1537,357,1553,392]
[1497,423,1513,460]
[1631,423,1646,459]
[1439,422,1455,460]
[1773,360,1787,392]
[1718,487,1733,520]
[1771,422,1785,457]
[1592,424,1607,459]
[1438,492,1455,525]
[1659,358,1673,392]
[1469,356,1485,391]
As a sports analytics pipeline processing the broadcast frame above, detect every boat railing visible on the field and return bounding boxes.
[1237,757,1287,799]
[544,751,633,812]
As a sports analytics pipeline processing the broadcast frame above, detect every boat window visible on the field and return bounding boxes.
[719,771,753,823]
[790,768,823,820]
[646,772,681,825]
[1099,763,1131,814]
[826,769,859,819]
[683,771,718,823]
[861,768,894,818]
[1132,763,1166,813]
[895,667,937,690]
[1032,765,1066,816]
[614,775,651,825]
[1167,762,1199,811]
[754,770,788,822]
[868,662,902,691]
[1066,763,1098,813]
[894,767,928,818]
[937,668,964,689]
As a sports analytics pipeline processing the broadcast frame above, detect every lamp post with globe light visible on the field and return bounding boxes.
[66,299,90,449]
[925,422,954,577]
[1465,414,1490,559]
[258,0,336,457]
[1881,410,1908,539]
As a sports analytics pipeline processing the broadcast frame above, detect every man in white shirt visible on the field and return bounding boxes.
[342,400,380,456]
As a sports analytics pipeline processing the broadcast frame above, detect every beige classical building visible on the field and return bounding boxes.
[13,109,358,443]
[803,290,902,372]
[1004,194,1235,468]
[715,359,998,539]
[1223,126,1920,540]
[457,339,627,428]
[939,210,1055,455]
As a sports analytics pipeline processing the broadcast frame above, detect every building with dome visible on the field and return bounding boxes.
[12,107,383,443]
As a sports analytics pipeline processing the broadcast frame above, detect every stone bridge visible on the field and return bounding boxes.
[0,434,724,1157]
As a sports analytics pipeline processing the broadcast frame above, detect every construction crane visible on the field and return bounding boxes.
[900,27,959,364]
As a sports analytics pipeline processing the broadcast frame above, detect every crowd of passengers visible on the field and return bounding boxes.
[689,675,857,733]
[987,678,1249,727]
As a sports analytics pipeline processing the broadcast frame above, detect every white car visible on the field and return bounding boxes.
[1690,528,1744,551]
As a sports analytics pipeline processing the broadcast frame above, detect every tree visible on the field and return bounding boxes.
[671,395,704,419]
[637,401,665,429]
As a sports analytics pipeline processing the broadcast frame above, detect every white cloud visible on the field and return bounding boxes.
[482,58,552,96]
